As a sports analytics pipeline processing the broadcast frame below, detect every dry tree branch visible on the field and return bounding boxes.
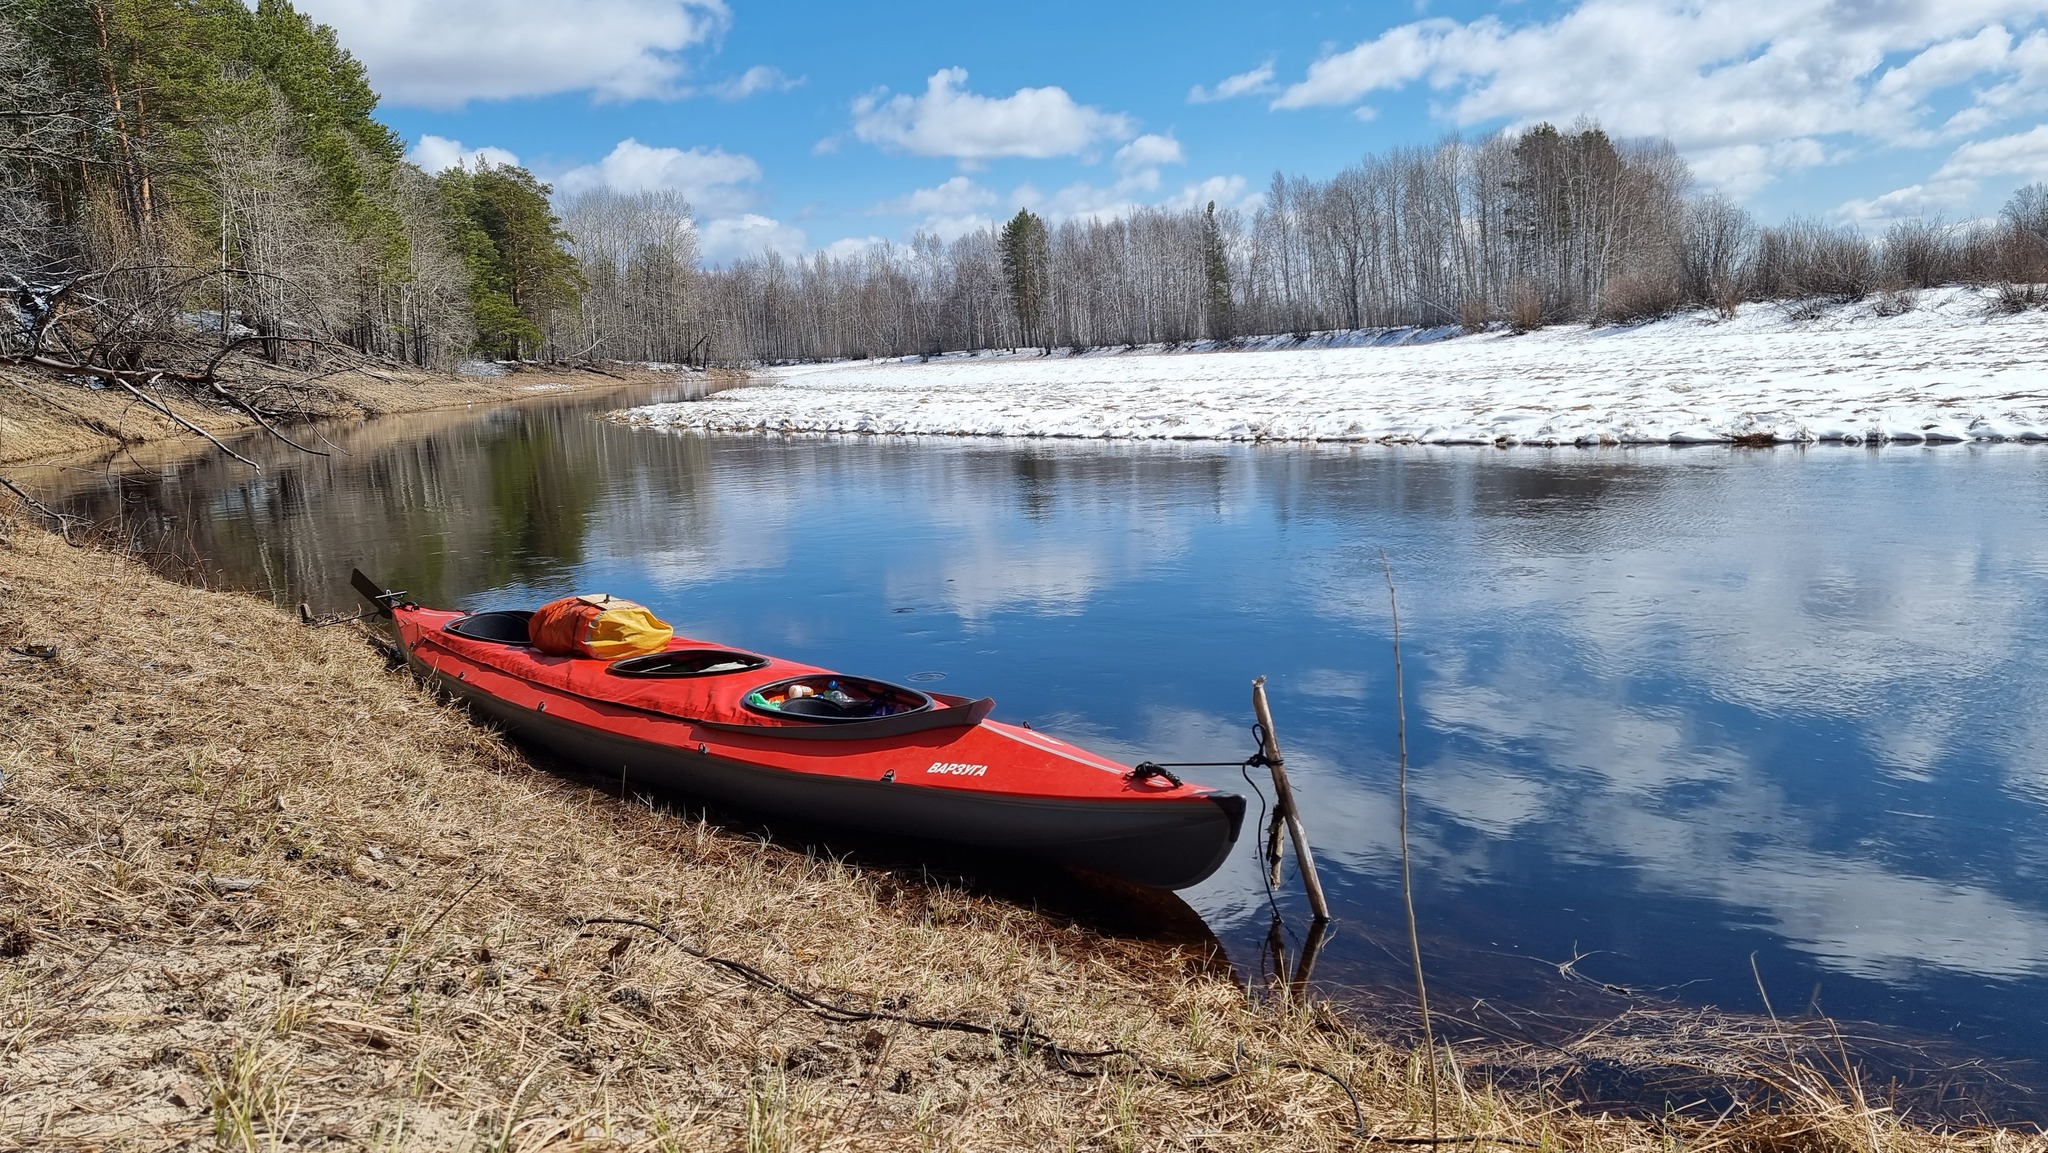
[0,474,90,540]
[206,380,326,456]
[109,374,258,468]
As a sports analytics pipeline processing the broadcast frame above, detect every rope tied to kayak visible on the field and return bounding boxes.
[1127,725,1275,787]
[1126,762,1184,786]
[577,915,1371,1132]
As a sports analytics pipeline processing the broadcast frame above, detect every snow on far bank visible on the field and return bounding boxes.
[614,288,2048,447]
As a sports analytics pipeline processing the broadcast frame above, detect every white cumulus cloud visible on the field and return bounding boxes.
[709,65,802,101]
[870,177,1000,241]
[1835,182,1975,227]
[1188,62,1277,104]
[553,139,763,216]
[851,67,1137,160]
[1025,172,1255,225]
[1934,123,2048,184]
[1844,120,2048,224]
[1164,175,1255,214]
[406,135,519,173]
[698,214,806,264]
[820,235,891,260]
[1268,1,2048,197]
[291,0,729,108]
[1114,133,1185,173]
[875,175,997,217]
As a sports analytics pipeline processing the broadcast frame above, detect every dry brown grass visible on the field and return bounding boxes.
[2,516,2044,1151]
[1508,285,1546,334]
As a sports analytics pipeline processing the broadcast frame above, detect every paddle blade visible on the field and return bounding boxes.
[350,568,397,617]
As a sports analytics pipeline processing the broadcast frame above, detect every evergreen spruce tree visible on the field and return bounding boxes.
[998,208,1050,350]
[1201,200,1233,341]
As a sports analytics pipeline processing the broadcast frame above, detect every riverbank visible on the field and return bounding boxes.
[616,287,2048,446]
[3,515,2042,1148]
[0,360,715,467]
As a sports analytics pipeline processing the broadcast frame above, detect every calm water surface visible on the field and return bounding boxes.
[26,386,2048,1107]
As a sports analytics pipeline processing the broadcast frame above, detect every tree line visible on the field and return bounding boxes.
[8,2,2048,389]
[704,124,2048,364]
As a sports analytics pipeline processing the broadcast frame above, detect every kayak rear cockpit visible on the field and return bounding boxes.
[745,675,930,721]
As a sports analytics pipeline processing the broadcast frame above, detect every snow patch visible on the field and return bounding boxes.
[614,289,2048,446]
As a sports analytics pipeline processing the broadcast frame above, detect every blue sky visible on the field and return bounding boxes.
[296,0,2048,264]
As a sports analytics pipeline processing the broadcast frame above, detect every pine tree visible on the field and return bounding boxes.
[437,162,583,360]
[1201,200,1233,341]
[998,207,1049,350]
[245,1,404,250]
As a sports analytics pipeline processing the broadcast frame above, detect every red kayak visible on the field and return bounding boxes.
[353,572,1245,890]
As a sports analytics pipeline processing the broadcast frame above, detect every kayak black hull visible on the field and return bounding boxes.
[419,659,1246,891]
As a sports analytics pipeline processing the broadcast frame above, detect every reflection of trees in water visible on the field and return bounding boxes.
[479,416,599,588]
[1011,453,1056,522]
[36,390,706,611]
[1272,449,1672,552]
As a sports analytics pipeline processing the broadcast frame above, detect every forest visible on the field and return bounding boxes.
[6,0,2048,385]
[0,0,699,413]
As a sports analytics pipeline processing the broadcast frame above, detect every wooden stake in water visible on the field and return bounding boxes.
[1251,676,1331,923]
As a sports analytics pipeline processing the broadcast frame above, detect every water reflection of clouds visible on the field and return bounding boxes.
[880,459,1199,624]
[1407,758,1548,838]
[884,542,1115,623]
[1409,659,2048,982]
[1528,546,2018,722]
[1285,449,2048,917]
[1294,668,1372,700]
[1421,650,1742,798]
[1724,851,2048,982]
[594,485,796,593]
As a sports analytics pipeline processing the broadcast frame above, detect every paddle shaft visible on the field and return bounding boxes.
[1252,676,1331,923]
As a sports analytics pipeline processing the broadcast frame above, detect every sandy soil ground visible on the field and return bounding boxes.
[1,361,696,467]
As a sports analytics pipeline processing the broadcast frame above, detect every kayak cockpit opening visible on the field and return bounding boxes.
[444,610,535,645]
[609,650,770,678]
[745,675,933,722]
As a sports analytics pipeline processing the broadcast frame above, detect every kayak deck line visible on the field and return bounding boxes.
[991,722,1134,778]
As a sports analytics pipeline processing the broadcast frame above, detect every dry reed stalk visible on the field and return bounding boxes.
[1383,551,1439,1136]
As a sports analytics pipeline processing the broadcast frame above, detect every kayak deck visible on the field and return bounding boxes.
[389,604,1246,889]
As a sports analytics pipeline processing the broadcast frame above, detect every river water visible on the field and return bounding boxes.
[21,381,2048,1112]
